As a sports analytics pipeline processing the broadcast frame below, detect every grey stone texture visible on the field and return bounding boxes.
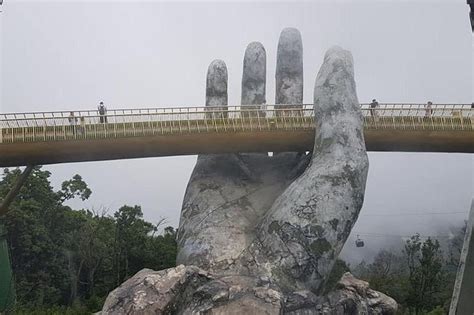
[178,40,368,296]
[206,59,228,107]
[449,200,474,315]
[100,266,211,314]
[241,41,267,107]
[176,30,310,275]
[176,150,304,273]
[176,52,284,271]
[250,46,369,293]
[100,266,397,314]
[172,28,377,313]
[275,28,303,107]
[205,60,228,118]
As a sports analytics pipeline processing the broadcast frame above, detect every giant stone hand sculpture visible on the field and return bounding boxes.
[101,28,398,315]
[176,27,369,294]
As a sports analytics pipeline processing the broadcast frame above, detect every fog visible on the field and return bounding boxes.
[1,0,473,263]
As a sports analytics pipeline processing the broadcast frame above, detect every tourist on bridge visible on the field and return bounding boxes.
[68,111,77,134]
[68,111,77,125]
[369,99,379,117]
[425,101,433,117]
[98,101,107,123]
[78,116,86,135]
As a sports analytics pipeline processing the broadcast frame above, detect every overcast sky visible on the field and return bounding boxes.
[1,0,473,262]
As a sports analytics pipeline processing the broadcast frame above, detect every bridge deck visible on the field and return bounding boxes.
[0,104,472,167]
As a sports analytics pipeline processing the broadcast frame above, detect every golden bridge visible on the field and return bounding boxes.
[0,103,472,167]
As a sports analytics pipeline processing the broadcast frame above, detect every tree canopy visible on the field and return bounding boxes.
[353,229,465,315]
[1,167,177,313]
[0,167,466,314]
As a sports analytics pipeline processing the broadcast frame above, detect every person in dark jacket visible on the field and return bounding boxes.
[98,101,107,123]
[369,99,379,117]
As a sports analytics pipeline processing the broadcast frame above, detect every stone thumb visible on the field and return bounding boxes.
[255,46,369,294]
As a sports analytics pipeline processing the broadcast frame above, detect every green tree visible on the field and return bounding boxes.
[404,235,444,314]
[1,168,97,309]
[142,226,178,272]
[2,168,90,307]
[58,175,92,202]
[353,248,409,308]
[113,205,154,284]
[1,167,178,312]
[353,232,460,314]
[364,249,408,304]
[62,210,115,305]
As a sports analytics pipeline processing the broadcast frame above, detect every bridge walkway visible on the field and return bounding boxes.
[0,104,472,167]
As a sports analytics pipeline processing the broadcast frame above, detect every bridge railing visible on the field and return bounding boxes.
[0,105,316,143]
[0,104,472,144]
[360,104,473,131]
[0,105,312,128]
[360,103,472,118]
[1,103,471,123]
[0,105,316,128]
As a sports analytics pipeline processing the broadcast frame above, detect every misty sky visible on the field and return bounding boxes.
[1,0,473,262]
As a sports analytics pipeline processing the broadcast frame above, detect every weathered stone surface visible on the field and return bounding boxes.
[275,27,303,106]
[100,265,212,315]
[178,28,368,289]
[172,28,375,313]
[205,59,228,118]
[176,55,286,272]
[176,148,301,274]
[324,273,397,315]
[249,46,369,294]
[284,273,397,315]
[176,31,306,275]
[177,58,250,271]
[101,268,397,315]
[101,266,283,314]
[242,41,266,107]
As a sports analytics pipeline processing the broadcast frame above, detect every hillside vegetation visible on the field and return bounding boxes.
[1,167,464,314]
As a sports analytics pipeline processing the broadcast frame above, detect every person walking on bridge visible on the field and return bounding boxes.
[425,101,433,117]
[78,116,86,136]
[369,99,379,117]
[68,111,77,135]
[68,111,77,124]
[98,101,107,123]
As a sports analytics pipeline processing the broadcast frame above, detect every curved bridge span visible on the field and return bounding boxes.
[0,103,472,167]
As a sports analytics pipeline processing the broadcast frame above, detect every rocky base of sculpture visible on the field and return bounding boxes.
[99,265,397,315]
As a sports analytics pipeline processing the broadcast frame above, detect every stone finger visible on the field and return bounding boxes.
[242,41,266,117]
[206,59,228,119]
[275,27,303,108]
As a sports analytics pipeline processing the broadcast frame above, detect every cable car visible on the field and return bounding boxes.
[355,235,365,248]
